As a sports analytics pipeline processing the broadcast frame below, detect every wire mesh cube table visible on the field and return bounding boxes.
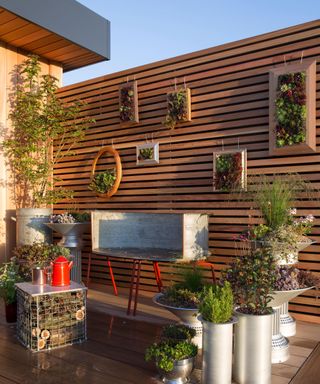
[16,282,87,352]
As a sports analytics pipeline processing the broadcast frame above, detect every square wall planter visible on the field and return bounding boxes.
[164,87,191,129]
[136,142,159,165]
[119,80,139,125]
[213,149,247,191]
[269,59,316,156]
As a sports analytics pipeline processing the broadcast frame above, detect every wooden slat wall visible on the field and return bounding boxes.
[56,20,320,323]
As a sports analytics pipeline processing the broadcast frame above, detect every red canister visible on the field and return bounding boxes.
[51,256,73,286]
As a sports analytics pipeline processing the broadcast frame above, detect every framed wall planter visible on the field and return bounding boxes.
[164,87,191,129]
[213,149,247,191]
[269,59,316,156]
[136,142,159,165]
[119,80,139,125]
[89,146,122,198]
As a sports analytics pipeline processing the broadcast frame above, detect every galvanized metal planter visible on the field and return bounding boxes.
[200,316,237,384]
[233,309,273,384]
[158,356,195,384]
[153,293,202,348]
[16,208,52,246]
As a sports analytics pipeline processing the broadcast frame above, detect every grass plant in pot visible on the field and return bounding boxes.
[153,267,204,348]
[0,261,23,322]
[3,55,91,246]
[198,282,236,384]
[145,324,197,384]
[223,247,276,384]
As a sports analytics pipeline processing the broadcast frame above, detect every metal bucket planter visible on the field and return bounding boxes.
[200,316,237,384]
[16,208,52,246]
[158,356,195,384]
[233,309,273,384]
[153,293,202,348]
[45,222,90,283]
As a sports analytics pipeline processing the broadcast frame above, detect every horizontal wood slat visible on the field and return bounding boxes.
[56,21,320,322]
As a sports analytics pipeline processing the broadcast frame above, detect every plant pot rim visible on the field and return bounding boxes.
[198,314,238,325]
[153,292,198,311]
[46,222,90,226]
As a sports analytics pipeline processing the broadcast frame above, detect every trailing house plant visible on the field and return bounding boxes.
[198,282,236,384]
[145,324,197,383]
[164,87,191,129]
[88,169,116,194]
[0,261,23,322]
[2,55,92,245]
[223,248,275,384]
[275,72,306,148]
[12,242,70,280]
[213,150,246,191]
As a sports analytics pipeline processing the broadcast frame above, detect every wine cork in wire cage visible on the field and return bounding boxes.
[90,146,122,198]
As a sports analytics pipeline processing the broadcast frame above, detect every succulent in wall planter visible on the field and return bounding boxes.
[119,80,139,125]
[89,169,117,195]
[269,59,316,155]
[213,149,247,191]
[164,87,191,129]
[136,143,159,165]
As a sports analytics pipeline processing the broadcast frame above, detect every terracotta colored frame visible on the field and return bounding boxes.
[213,149,247,191]
[90,146,122,198]
[269,59,316,156]
[119,80,139,126]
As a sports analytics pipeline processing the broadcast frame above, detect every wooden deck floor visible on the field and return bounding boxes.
[0,284,319,384]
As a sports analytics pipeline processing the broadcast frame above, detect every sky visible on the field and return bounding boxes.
[63,0,320,86]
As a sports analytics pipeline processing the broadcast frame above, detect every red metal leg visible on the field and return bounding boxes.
[133,261,142,316]
[153,261,163,292]
[86,253,92,287]
[106,257,118,296]
[127,260,137,315]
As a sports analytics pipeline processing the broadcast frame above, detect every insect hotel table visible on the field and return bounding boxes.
[91,211,209,315]
[16,282,87,352]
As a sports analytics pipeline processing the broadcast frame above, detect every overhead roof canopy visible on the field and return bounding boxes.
[0,0,110,72]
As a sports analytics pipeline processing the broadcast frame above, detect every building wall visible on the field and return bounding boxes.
[0,42,62,263]
[56,20,320,323]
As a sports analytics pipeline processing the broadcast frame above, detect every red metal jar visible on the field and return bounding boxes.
[51,256,73,286]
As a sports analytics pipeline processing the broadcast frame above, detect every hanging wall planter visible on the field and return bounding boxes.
[89,146,122,198]
[164,87,191,129]
[269,59,316,156]
[213,149,247,191]
[119,80,139,125]
[136,142,159,165]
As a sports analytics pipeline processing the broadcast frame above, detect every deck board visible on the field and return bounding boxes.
[0,284,319,383]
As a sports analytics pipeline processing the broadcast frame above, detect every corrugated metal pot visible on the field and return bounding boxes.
[158,356,195,384]
[233,309,273,384]
[16,208,52,246]
[200,316,237,384]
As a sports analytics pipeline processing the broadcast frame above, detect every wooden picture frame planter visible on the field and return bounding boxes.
[269,59,316,156]
[89,146,122,198]
[164,87,191,129]
[119,80,139,125]
[213,149,247,191]
[136,142,159,166]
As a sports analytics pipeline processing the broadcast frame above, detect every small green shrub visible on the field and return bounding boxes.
[145,340,197,373]
[199,282,233,323]
[161,324,196,342]
[0,261,23,304]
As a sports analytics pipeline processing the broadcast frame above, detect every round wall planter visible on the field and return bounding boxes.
[153,293,202,348]
[200,316,237,384]
[16,208,52,246]
[233,309,273,384]
[157,356,195,384]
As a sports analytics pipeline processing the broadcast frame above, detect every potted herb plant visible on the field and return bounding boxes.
[153,267,204,347]
[145,324,197,384]
[198,282,236,384]
[3,55,91,245]
[0,261,23,323]
[223,247,275,384]
[164,86,191,129]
